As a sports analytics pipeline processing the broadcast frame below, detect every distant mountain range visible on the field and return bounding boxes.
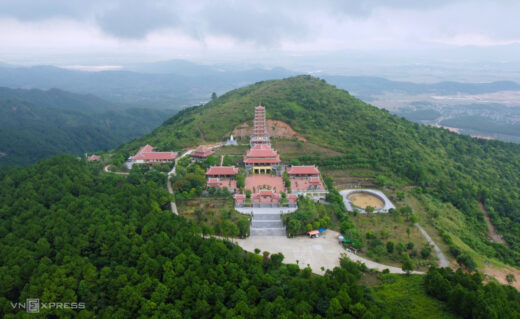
[0,87,175,166]
[1,60,519,109]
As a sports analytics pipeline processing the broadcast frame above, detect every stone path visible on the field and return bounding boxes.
[250,211,286,236]
[415,223,450,268]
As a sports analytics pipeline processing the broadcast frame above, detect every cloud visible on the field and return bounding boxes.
[95,1,178,39]
[196,2,308,46]
[1,0,520,65]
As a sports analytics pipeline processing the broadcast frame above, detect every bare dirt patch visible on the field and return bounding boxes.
[232,120,306,141]
[478,201,507,245]
[484,265,520,291]
[348,192,384,209]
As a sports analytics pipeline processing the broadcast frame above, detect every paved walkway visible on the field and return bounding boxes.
[166,149,193,215]
[415,223,450,268]
[234,230,423,275]
[103,164,129,175]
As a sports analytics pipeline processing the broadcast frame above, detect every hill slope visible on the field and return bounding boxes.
[0,87,175,166]
[120,75,520,267]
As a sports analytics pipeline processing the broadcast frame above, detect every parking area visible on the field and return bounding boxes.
[233,230,423,275]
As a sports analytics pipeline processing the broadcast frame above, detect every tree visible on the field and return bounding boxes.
[237,218,250,238]
[211,92,217,100]
[386,241,394,254]
[270,253,284,268]
[327,297,343,317]
[421,246,432,259]
[402,260,414,274]
[288,219,301,236]
[506,274,516,285]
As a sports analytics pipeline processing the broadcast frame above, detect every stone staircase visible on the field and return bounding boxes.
[250,212,286,236]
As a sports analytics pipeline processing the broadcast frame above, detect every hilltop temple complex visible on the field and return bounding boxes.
[203,105,327,208]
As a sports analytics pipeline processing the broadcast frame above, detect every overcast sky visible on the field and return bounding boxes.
[1,0,520,70]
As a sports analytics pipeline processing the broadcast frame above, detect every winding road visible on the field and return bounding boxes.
[103,164,129,175]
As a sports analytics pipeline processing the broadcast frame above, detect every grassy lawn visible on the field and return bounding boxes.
[322,168,379,189]
[213,144,250,156]
[369,274,456,319]
[350,212,436,270]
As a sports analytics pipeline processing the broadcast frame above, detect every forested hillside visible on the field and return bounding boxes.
[0,155,414,318]
[0,87,176,166]
[120,75,520,267]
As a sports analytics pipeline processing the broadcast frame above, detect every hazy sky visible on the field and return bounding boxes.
[1,0,520,68]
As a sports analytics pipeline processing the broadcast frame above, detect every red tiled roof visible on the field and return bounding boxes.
[132,144,177,161]
[234,194,246,199]
[207,178,220,186]
[133,152,177,161]
[87,155,100,161]
[206,166,239,176]
[287,194,298,199]
[252,190,281,199]
[137,144,154,154]
[309,177,321,184]
[192,145,214,158]
[256,105,265,110]
[287,166,320,175]
[251,144,271,150]
[244,144,280,161]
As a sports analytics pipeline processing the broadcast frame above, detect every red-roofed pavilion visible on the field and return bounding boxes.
[131,144,177,164]
[191,145,214,160]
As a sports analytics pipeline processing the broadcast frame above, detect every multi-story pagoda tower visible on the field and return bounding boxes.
[250,105,270,145]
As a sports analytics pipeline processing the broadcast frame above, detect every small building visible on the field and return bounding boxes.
[207,178,220,188]
[287,194,298,207]
[87,154,100,162]
[234,194,246,207]
[251,190,281,207]
[206,166,239,178]
[206,166,239,192]
[191,145,214,160]
[131,144,177,165]
[287,165,320,178]
[308,177,323,190]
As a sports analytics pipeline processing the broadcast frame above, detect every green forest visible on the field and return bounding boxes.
[0,156,439,318]
[0,87,176,166]
[118,76,520,269]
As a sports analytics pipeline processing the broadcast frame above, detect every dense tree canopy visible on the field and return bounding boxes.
[0,155,392,318]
